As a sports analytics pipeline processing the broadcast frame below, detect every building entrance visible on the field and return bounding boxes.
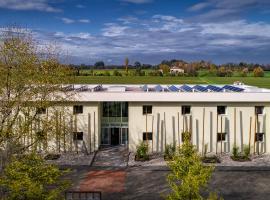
[101,102,128,146]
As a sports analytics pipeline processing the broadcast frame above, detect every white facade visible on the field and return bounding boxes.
[36,84,270,154]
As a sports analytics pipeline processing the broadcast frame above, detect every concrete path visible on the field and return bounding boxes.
[91,145,129,168]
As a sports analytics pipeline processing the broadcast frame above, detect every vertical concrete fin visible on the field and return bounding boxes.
[225,117,230,152]
[156,113,160,152]
[240,111,243,152]
[210,111,213,152]
[172,116,176,147]
[161,120,164,153]
[196,119,199,151]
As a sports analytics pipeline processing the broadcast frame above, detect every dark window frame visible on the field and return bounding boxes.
[217,132,226,142]
[182,105,191,115]
[143,132,153,140]
[143,105,152,115]
[73,105,83,114]
[255,132,264,142]
[255,106,264,115]
[217,106,227,115]
[36,107,46,115]
[73,132,83,141]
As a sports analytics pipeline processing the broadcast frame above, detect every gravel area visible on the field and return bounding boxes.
[46,152,95,166]
[128,152,270,167]
[128,152,167,167]
[216,153,270,167]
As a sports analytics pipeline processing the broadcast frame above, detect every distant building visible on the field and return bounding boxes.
[170,66,184,74]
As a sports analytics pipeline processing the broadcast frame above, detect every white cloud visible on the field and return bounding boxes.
[0,0,61,12]
[60,18,91,24]
[76,4,85,8]
[120,0,153,4]
[201,20,270,37]
[6,14,270,64]
[188,2,210,11]
[78,19,90,23]
[102,23,129,37]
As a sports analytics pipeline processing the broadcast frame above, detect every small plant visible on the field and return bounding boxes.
[164,144,176,160]
[243,145,250,159]
[231,145,251,162]
[135,141,149,161]
[232,145,240,158]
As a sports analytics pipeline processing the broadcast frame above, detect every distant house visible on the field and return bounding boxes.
[170,66,184,74]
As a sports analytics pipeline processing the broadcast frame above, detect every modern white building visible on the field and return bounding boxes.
[48,83,270,155]
[27,84,269,155]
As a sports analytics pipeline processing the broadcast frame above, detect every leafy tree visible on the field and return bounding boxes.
[0,153,70,199]
[159,64,170,75]
[241,68,249,77]
[94,61,105,68]
[253,66,264,77]
[134,61,141,68]
[0,27,73,167]
[166,132,221,200]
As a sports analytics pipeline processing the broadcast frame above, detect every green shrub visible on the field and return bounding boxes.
[113,70,122,76]
[135,141,149,161]
[0,153,70,200]
[232,145,240,158]
[164,144,176,160]
[243,145,250,158]
[104,71,111,76]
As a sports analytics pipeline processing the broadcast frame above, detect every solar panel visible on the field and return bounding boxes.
[193,85,208,92]
[179,85,193,92]
[168,85,179,92]
[93,85,103,92]
[206,85,223,92]
[222,85,244,92]
[142,84,148,92]
[155,84,163,92]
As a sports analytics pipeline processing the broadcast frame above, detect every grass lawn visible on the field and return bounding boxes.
[70,76,270,88]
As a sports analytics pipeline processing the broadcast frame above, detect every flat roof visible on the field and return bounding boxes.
[64,84,270,103]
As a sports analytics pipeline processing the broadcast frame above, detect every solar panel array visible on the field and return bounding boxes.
[193,85,208,92]
[168,85,179,92]
[140,84,244,93]
[155,84,163,92]
[180,85,193,92]
[222,85,244,92]
[142,85,148,92]
[63,84,245,93]
[205,85,223,92]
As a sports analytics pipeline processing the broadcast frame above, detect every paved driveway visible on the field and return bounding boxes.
[66,166,270,200]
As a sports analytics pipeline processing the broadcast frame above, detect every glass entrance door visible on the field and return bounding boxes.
[111,128,120,145]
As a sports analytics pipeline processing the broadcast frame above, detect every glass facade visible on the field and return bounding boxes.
[101,102,128,145]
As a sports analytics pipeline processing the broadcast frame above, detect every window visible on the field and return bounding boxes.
[255,133,264,142]
[217,132,226,142]
[143,132,153,140]
[217,106,227,115]
[73,132,83,141]
[143,105,152,115]
[73,105,83,114]
[255,106,264,115]
[36,107,46,115]
[182,106,191,115]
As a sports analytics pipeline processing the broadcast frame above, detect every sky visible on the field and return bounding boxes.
[0,0,270,65]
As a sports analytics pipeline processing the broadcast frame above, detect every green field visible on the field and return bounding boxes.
[70,76,270,89]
